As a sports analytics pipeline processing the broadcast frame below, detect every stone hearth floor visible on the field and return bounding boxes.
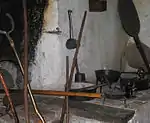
[1,89,150,123]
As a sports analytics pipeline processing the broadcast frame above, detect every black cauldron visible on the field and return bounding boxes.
[95,69,121,85]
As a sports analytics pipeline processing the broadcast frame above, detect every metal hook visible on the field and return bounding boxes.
[0,13,14,35]
[6,13,15,34]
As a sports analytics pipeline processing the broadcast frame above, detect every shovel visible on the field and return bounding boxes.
[118,0,150,72]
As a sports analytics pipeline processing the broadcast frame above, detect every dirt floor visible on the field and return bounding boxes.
[0,94,135,123]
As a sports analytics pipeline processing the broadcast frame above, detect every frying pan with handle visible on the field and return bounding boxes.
[118,0,150,72]
[66,10,77,49]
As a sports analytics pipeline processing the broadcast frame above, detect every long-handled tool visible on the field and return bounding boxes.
[59,11,87,123]
[68,11,87,88]
[2,90,101,108]
[65,56,69,123]
[0,73,19,123]
[0,84,105,94]
[65,9,86,82]
[0,13,45,123]
[32,90,101,98]
[0,13,19,123]
[118,0,150,72]
[22,0,29,122]
[66,10,77,49]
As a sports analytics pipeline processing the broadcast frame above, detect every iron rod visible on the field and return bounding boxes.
[0,74,19,123]
[0,10,45,123]
[66,56,69,123]
[23,0,29,122]
[7,33,46,123]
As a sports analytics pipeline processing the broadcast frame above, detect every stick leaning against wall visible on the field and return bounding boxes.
[0,10,46,123]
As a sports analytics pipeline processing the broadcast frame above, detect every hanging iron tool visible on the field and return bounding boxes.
[65,9,86,82]
[66,10,77,49]
[60,11,87,123]
[118,0,150,72]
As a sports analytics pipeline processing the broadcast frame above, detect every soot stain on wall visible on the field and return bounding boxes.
[28,0,48,62]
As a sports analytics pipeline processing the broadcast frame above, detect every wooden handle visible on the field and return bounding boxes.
[32,90,101,98]
[60,11,87,123]
[1,89,101,98]
[68,11,87,89]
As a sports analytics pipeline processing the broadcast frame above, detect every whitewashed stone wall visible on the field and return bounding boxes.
[30,0,128,90]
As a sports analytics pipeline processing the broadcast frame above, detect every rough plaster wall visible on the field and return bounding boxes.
[30,0,150,90]
[134,0,150,46]
[30,0,128,90]
[30,0,64,90]
[58,0,128,82]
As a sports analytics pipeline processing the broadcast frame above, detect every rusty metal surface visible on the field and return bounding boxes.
[0,74,19,123]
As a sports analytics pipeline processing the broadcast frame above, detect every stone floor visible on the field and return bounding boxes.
[0,95,134,123]
[1,89,150,123]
